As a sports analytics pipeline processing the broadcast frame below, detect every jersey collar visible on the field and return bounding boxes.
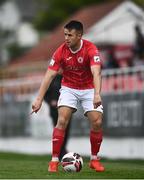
[69,40,83,54]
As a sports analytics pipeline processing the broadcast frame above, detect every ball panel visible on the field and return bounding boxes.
[63,164,77,172]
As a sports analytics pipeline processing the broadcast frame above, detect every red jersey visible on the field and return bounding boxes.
[48,39,101,90]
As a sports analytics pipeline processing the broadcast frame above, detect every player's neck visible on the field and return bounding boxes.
[70,40,83,53]
[71,42,81,51]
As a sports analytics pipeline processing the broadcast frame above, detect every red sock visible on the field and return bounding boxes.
[90,130,103,155]
[52,127,65,158]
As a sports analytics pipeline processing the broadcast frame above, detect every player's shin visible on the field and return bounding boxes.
[89,130,105,172]
[52,127,65,161]
[90,130,103,159]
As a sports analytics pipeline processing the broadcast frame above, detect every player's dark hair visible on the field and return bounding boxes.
[64,20,83,35]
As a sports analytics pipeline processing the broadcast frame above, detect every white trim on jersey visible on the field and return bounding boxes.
[69,40,83,54]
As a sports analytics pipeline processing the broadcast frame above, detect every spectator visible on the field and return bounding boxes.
[133,24,144,60]
[106,48,119,69]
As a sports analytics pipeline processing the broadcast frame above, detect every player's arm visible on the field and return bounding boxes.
[89,43,102,109]
[91,65,102,108]
[91,65,102,109]
[32,45,63,113]
[32,69,58,113]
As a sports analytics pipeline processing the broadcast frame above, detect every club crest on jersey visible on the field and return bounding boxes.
[49,59,55,66]
[94,56,100,62]
[77,57,83,63]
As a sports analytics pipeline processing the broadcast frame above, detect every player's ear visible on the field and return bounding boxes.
[77,32,82,39]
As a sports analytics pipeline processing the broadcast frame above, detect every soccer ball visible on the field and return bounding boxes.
[61,152,83,172]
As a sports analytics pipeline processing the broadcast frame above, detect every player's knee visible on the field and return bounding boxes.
[92,118,102,130]
[56,116,68,129]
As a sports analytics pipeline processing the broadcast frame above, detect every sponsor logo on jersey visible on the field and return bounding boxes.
[49,59,55,66]
[65,65,88,71]
[77,57,83,63]
[94,56,100,62]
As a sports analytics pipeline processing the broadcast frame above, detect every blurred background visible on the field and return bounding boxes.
[0,0,144,159]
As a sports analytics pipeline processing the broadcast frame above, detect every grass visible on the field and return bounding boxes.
[0,152,144,179]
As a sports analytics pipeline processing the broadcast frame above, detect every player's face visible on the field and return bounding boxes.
[64,28,82,50]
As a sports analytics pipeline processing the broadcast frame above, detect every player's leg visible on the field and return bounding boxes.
[81,89,104,172]
[87,110,105,172]
[48,86,78,172]
[48,106,73,173]
[49,105,70,160]
[52,106,73,159]
[59,119,71,160]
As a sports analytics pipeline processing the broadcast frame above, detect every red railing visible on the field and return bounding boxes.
[0,66,144,101]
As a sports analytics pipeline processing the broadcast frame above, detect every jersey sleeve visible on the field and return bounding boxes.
[88,44,101,66]
[48,46,62,71]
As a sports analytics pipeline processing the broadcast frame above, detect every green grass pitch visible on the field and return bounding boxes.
[0,152,144,179]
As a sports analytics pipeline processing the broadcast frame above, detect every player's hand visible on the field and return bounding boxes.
[31,98,42,114]
[93,94,102,109]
